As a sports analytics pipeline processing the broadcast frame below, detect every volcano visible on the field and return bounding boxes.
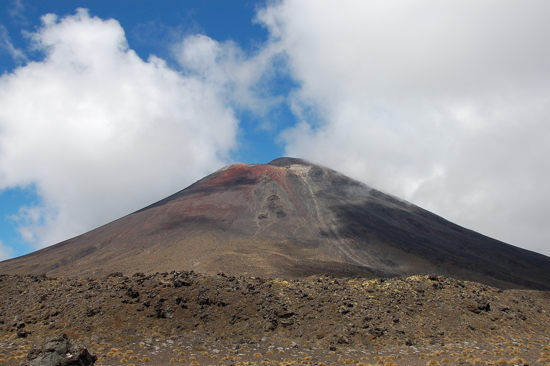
[1,157,549,290]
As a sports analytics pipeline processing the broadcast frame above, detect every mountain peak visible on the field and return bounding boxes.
[266,157,311,167]
[2,158,550,290]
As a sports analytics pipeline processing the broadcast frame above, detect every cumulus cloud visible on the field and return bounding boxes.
[174,33,285,120]
[259,0,550,256]
[0,9,242,250]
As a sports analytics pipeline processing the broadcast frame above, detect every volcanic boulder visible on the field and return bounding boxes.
[22,333,96,366]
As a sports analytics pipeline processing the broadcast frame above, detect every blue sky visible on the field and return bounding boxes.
[1,0,550,260]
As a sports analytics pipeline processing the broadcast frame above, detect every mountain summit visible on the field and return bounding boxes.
[2,158,550,289]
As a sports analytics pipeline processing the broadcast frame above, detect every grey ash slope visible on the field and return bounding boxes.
[1,157,549,290]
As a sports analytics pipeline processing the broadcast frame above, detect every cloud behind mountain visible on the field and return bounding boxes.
[259,0,550,256]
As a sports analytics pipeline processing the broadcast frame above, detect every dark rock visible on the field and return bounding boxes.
[85,307,101,317]
[126,287,139,299]
[22,333,97,366]
[197,294,212,306]
[336,335,350,344]
[107,272,123,278]
[468,299,491,313]
[154,300,174,319]
[17,328,30,338]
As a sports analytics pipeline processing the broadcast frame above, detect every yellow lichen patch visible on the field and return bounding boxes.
[272,280,291,290]
[108,351,124,358]
[508,356,527,364]
[492,358,508,365]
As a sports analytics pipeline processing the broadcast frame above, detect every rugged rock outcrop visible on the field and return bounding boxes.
[21,333,96,366]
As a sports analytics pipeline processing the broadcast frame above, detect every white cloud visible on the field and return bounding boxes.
[8,0,27,25]
[0,9,241,249]
[174,34,284,119]
[0,25,27,64]
[259,0,550,256]
[0,240,13,261]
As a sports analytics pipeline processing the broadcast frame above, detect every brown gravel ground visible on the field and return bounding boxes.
[1,272,549,365]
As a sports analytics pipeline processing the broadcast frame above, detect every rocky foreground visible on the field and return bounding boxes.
[1,272,550,365]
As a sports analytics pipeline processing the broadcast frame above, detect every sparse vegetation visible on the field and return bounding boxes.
[1,272,549,366]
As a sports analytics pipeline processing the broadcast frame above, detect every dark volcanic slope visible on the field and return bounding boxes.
[1,157,550,290]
